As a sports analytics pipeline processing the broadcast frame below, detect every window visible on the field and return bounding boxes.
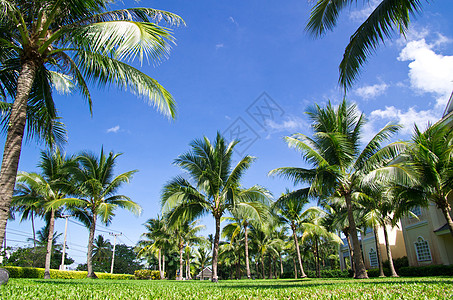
[414,237,432,262]
[369,248,378,268]
[365,227,373,234]
[410,206,422,218]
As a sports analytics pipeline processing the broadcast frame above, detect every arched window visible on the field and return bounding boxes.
[414,237,432,262]
[369,248,378,268]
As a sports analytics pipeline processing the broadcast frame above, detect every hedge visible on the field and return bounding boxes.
[398,265,453,277]
[1,266,133,280]
[134,270,164,280]
[306,269,350,278]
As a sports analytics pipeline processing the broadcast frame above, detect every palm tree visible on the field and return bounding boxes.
[0,1,184,249]
[14,148,75,278]
[50,148,141,278]
[136,216,169,279]
[92,235,112,266]
[401,123,453,237]
[194,245,212,280]
[169,219,205,280]
[299,206,342,278]
[161,133,270,282]
[272,189,311,278]
[270,100,411,279]
[306,0,426,89]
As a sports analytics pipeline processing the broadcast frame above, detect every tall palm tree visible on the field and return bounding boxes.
[14,148,74,278]
[92,235,112,265]
[272,189,312,278]
[136,216,169,279]
[270,100,411,279]
[306,0,426,90]
[50,148,141,278]
[0,0,184,249]
[401,123,453,237]
[161,133,270,282]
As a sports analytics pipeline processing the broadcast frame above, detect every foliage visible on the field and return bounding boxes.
[1,277,453,299]
[134,270,164,280]
[306,269,350,278]
[1,266,133,279]
[2,245,73,269]
[383,257,409,272]
[399,265,453,277]
[366,268,391,278]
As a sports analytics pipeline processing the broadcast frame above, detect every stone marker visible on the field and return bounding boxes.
[0,268,9,285]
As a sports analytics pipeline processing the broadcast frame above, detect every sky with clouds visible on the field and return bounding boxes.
[4,0,453,266]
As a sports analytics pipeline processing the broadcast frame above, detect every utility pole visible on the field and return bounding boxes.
[110,232,122,274]
[59,215,71,271]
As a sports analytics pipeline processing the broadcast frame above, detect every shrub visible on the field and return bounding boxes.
[134,270,164,280]
[366,268,390,277]
[382,256,409,273]
[2,266,133,279]
[399,265,453,277]
[306,269,350,278]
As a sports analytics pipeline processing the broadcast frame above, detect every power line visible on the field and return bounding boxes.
[5,231,33,239]
[7,228,34,235]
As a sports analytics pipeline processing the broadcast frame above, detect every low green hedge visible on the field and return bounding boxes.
[306,269,350,278]
[1,266,133,280]
[366,268,390,277]
[134,270,164,280]
[398,265,453,277]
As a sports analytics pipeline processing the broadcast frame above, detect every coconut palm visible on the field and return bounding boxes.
[0,1,184,249]
[50,148,141,278]
[14,148,75,278]
[92,235,112,265]
[400,123,453,237]
[272,189,312,278]
[161,133,270,282]
[306,0,426,90]
[136,216,169,279]
[194,245,212,280]
[270,99,411,279]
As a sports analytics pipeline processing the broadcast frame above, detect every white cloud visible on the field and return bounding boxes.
[107,125,120,133]
[355,83,388,99]
[215,43,224,50]
[229,16,238,26]
[265,116,307,133]
[398,37,453,108]
[349,0,380,22]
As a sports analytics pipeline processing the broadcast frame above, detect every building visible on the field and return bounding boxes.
[195,267,212,280]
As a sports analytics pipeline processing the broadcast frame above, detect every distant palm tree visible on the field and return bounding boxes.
[14,148,75,278]
[306,0,426,90]
[50,148,141,278]
[0,1,184,249]
[270,100,411,279]
[194,245,212,280]
[92,235,112,264]
[162,133,270,282]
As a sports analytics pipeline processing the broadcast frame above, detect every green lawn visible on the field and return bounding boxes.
[1,277,452,299]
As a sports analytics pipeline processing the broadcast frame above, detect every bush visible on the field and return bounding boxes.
[2,266,133,279]
[382,256,409,273]
[399,265,453,277]
[306,269,350,278]
[134,270,164,280]
[366,268,390,277]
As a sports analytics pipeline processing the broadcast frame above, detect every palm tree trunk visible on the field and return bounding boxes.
[158,248,162,279]
[382,225,398,277]
[344,229,355,277]
[0,60,39,250]
[373,226,385,277]
[162,251,166,279]
[268,256,273,279]
[279,252,283,277]
[345,194,368,279]
[315,237,320,278]
[44,208,55,279]
[292,256,297,279]
[32,212,36,267]
[244,224,251,279]
[188,253,191,279]
[87,214,98,278]
[178,243,183,280]
[261,256,265,279]
[292,225,307,277]
[439,199,453,238]
[237,248,241,279]
[211,215,221,282]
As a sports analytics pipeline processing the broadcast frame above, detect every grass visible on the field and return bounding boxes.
[1,277,452,299]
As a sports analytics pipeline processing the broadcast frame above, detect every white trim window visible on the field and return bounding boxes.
[369,248,378,268]
[414,236,432,262]
[409,206,422,218]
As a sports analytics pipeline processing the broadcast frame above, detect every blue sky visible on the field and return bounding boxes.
[5,0,453,266]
